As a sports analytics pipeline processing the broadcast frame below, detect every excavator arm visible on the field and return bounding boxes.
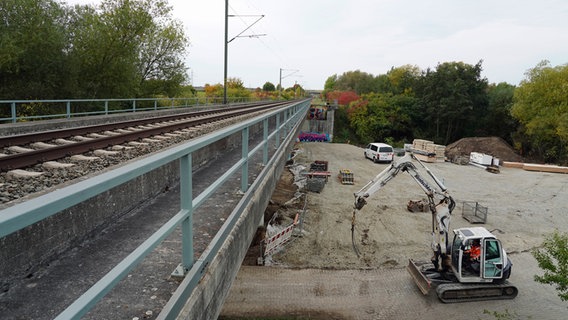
[351,153,455,270]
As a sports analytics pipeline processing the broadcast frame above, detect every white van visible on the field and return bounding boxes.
[364,143,394,163]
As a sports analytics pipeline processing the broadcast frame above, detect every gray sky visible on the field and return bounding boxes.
[67,0,568,90]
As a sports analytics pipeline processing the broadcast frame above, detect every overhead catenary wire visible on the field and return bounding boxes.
[228,3,297,85]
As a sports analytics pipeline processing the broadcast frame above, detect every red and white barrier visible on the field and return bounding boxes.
[263,223,295,256]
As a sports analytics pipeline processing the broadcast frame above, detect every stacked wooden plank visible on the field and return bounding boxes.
[503,161,568,173]
[523,164,568,173]
[412,139,433,151]
[412,139,446,162]
[502,161,568,174]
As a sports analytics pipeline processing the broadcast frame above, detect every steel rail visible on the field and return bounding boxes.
[0,102,289,171]
[0,101,285,148]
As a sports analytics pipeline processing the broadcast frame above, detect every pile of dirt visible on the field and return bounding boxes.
[445,137,523,163]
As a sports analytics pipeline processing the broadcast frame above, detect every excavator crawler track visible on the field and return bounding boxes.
[436,282,518,303]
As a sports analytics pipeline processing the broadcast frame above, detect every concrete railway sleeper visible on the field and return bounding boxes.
[0,101,288,172]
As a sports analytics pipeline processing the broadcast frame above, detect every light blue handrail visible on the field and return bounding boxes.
[0,99,310,319]
[0,96,263,123]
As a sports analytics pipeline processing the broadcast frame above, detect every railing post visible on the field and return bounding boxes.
[133,100,136,112]
[172,154,194,278]
[66,101,71,118]
[275,113,281,149]
[105,101,109,115]
[282,109,289,138]
[154,100,158,111]
[241,127,249,192]
[11,102,16,123]
[263,118,268,165]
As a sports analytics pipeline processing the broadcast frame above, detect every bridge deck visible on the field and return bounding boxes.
[0,131,270,319]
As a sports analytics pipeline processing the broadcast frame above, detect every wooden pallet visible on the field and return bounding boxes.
[338,169,354,184]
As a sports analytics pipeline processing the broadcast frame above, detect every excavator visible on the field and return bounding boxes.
[351,153,518,303]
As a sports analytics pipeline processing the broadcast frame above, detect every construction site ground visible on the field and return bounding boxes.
[220,142,568,320]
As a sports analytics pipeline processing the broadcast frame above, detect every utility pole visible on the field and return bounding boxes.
[279,68,299,97]
[223,1,265,104]
[224,0,229,104]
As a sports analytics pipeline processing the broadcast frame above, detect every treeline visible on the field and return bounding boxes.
[324,61,568,165]
[0,0,189,100]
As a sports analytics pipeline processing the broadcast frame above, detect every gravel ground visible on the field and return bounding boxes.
[221,142,568,319]
[273,142,568,269]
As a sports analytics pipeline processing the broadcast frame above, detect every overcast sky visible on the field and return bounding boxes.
[66,0,568,90]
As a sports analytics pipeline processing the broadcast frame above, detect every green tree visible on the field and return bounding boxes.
[226,77,251,99]
[262,82,276,92]
[137,13,188,97]
[347,92,414,144]
[533,231,568,301]
[484,82,518,143]
[416,61,489,144]
[68,0,188,98]
[333,70,376,95]
[323,74,337,91]
[511,61,568,164]
[0,0,69,99]
[385,64,421,95]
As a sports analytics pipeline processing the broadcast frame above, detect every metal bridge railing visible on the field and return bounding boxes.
[0,99,310,319]
[0,96,265,123]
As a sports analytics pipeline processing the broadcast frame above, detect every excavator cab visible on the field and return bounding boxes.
[408,226,517,302]
[450,227,509,284]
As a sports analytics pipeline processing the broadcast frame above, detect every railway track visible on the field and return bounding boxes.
[0,101,288,172]
[0,101,292,203]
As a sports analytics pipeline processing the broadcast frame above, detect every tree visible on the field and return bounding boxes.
[262,82,275,92]
[511,61,568,164]
[416,61,489,144]
[385,65,421,95]
[333,70,376,95]
[226,77,251,99]
[326,91,359,106]
[204,83,223,98]
[68,0,188,98]
[484,82,518,143]
[0,0,69,99]
[346,92,414,145]
[324,74,337,91]
[137,14,188,97]
[533,231,568,301]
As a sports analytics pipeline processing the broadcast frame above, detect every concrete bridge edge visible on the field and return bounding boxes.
[171,119,306,319]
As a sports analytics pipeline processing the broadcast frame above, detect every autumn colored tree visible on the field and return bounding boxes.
[204,83,223,97]
[326,91,359,106]
[226,77,251,99]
